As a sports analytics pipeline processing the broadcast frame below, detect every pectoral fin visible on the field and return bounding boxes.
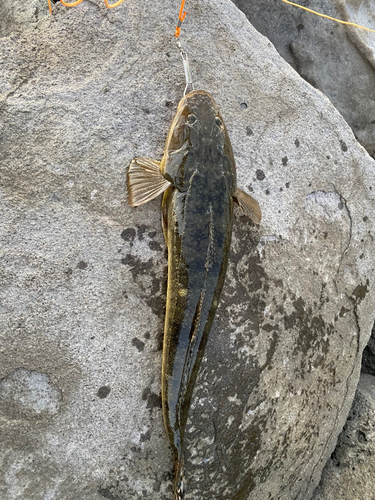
[127,157,171,207]
[234,188,262,224]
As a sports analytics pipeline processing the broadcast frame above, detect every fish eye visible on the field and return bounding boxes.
[187,114,196,124]
[215,117,222,127]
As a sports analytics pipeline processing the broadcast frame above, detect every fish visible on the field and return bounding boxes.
[127,90,261,500]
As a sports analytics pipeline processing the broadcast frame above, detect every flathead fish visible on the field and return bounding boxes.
[127,90,261,500]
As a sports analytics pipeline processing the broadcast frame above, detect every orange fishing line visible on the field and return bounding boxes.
[59,0,84,7]
[175,0,187,38]
[281,0,375,33]
[104,0,125,8]
[46,0,375,32]
[47,0,125,13]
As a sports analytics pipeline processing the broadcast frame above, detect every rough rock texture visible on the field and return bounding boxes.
[0,368,62,421]
[312,374,375,500]
[362,325,375,376]
[232,0,375,158]
[0,0,50,38]
[0,0,375,499]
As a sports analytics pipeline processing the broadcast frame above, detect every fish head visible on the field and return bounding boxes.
[161,90,236,190]
[167,90,230,150]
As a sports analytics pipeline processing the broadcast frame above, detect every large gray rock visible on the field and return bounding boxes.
[232,0,375,158]
[0,0,374,499]
[312,374,375,500]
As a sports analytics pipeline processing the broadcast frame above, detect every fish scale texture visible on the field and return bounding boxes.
[0,0,374,499]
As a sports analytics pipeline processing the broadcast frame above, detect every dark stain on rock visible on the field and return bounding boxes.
[225,220,266,319]
[145,282,165,317]
[132,338,145,352]
[97,386,111,399]
[285,182,290,188]
[140,429,151,442]
[256,169,265,181]
[295,138,300,147]
[145,265,168,320]
[217,417,262,499]
[246,126,253,136]
[282,156,288,166]
[363,216,368,222]
[146,391,162,410]
[77,261,88,269]
[121,254,154,280]
[121,228,136,242]
[142,387,162,409]
[339,306,350,317]
[142,387,151,401]
[98,487,121,500]
[340,140,348,152]
[284,296,331,364]
[149,240,162,252]
[137,225,147,240]
[147,393,162,409]
[122,242,166,318]
[352,280,369,304]
[338,201,344,210]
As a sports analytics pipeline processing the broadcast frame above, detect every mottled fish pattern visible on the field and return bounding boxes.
[127,90,261,499]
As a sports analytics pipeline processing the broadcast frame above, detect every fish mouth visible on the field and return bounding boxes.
[184,89,212,97]
[179,89,217,109]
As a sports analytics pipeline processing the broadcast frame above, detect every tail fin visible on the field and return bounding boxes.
[174,457,186,500]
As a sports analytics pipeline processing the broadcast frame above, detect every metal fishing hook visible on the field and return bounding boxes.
[175,0,194,96]
[176,39,194,96]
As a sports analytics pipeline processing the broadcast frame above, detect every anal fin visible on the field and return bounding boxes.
[127,157,171,207]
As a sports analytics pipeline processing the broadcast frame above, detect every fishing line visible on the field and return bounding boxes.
[281,0,375,33]
[46,0,375,35]
[47,0,125,14]
[175,0,194,96]
[175,0,187,39]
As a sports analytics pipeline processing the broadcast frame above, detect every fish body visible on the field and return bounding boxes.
[127,90,261,500]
